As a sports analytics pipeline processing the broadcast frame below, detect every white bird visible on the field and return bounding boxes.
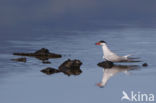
[96,41,140,62]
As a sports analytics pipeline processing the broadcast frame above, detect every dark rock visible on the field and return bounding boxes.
[42,60,51,64]
[34,48,50,55]
[142,63,148,67]
[11,57,27,62]
[97,61,114,68]
[13,48,62,61]
[58,59,82,76]
[41,59,83,76]
[41,67,60,75]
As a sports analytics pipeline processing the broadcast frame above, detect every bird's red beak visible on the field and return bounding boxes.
[96,83,104,88]
[96,42,101,45]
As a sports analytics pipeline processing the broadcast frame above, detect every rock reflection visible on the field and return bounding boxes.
[97,62,140,87]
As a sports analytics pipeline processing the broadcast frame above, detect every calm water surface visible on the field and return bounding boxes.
[0,28,156,103]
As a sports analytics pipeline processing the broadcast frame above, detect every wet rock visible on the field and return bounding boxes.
[41,59,83,76]
[97,61,114,68]
[41,67,60,75]
[58,59,82,76]
[42,60,51,64]
[13,48,62,61]
[11,57,27,62]
[142,63,148,67]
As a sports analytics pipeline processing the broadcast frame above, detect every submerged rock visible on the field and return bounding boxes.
[42,60,51,64]
[97,61,114,68]
[142,63,148,67]
[13,48,62,61]
[41,67,60,75]
[41,59,83,76]
[11,57,27,62]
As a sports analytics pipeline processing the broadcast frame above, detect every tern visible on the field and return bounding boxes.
[96,41,140,62]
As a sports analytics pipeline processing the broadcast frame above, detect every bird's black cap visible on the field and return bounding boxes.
[99,40,107,43]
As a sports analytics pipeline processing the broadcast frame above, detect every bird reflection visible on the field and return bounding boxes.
[97,64,140,87]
